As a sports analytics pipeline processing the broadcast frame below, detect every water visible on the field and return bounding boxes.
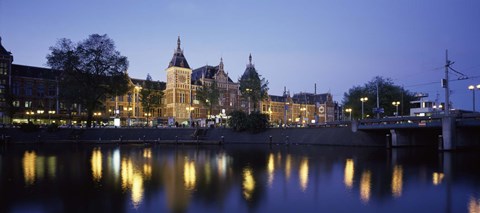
[1,143,479,213]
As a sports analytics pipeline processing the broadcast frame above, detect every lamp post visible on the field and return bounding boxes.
[300,107,306,126]
[468,85,480,112]
[246,88,252,113]
[26,111,34,123]
[345,108,352,121]
[144,112,152,127]
[48,110,55,124]
[36,110,44,124]
[186,106,194,127]
[392,101,400,117]
[360,97,368,119]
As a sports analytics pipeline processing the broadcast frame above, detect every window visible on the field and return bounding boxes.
[25,101,32,108]
[37,85,45,97]
[12,82,19,95]
[25,83,33,96]
[118,95,124,102]
[13,101,20,107]
[48,85,56,96]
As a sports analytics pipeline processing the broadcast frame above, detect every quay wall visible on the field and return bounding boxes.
[0,127,387,146]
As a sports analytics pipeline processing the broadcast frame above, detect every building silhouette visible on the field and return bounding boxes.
[0,36,335,126]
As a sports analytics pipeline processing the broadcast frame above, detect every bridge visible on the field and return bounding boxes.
[350,112,480,150]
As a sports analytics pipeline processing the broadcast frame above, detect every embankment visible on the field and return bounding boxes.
[0,127,387,146]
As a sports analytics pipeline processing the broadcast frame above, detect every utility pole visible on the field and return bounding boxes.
[376,81,380,118]
[444,50,451,116]
[283,86,287,129]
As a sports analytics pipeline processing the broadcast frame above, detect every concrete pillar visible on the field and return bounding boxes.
[441,116,456,150]
[390,129,410,147]
[351,120,358,132]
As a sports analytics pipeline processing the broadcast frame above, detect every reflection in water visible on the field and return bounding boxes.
[143,148,151,159]
[47,156,56,179]
[285,154,292,181]
[299,157,309,191]
[22,150,36,186]
[112,148,121,178]
[184,159,196,190]
[433,172,444,186]
[242,167,255,201]
[391,165,403,198]
[267,153,275,187]
[121,157,145,208]
[344,159,354,189]
[217,152,228,179]
[91,147,102,182]
[131,173,144,208]
[360,170,372,204]
[469,196,480,213]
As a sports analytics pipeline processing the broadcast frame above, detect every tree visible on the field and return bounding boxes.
[47,34,130,128]
[139,74,164,126]
[239,67,269,112]
[196,80,220,118]
[343,76,416,119]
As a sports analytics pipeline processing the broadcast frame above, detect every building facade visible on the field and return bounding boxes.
[0,36,335,126]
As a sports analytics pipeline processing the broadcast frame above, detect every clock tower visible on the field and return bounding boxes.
[165,37,192,123]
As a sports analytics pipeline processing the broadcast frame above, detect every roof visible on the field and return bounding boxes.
[12,64,59,80]
[168,37,190,69]
[292,92,332,104]
[240,54,259,81]
[269,95,287,102]
[130,78,166,90]
[192,65,234,83]
[0,37,13,60]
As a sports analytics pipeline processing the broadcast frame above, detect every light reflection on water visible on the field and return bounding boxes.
[2,145,479,213]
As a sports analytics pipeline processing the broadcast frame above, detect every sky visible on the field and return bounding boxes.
[1,0,480,111]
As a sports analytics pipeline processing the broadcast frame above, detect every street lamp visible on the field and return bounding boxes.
[186,106,194,127]
[360,97,368,119]
[26,111,34,122]
[345,108,352,121]
[300,107,306,126]
[48,110,55,124]
[144,112,152,127]
[468,85,480,112]
[392,101,400,117]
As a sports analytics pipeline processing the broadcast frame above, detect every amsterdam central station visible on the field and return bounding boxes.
[0,37,337,127]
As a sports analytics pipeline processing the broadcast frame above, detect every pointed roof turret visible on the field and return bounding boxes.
[241,54,258,81]
[219,57,224,72]
[0,36,12,56]
[168,36,190,69]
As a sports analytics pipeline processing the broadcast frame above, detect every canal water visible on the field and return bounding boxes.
[0,143,479,213]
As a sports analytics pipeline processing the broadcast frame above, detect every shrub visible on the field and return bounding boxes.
[20,122,39,132]
[228,110,248,131]
[228,110,269,133]
[46,123,59,132]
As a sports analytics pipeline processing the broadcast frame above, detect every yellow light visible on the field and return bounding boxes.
[267,153,275,187]
[391,165,403,197]
[23,150,37,186]
[285,154,292,181]
[468,196,480,213]
[242,167,255,200]
[184,160,196,190]
[131,173,144,208]
[432,172,444,185]
[91,147,102,182]
[299,157,309,191]
[143,148,151,159]
[360,170,371,203]
[344,159,354,189]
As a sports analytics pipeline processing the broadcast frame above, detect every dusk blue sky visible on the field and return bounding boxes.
[1,0,479,111]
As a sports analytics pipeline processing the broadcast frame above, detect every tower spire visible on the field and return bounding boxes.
[249,53,252,64]
[177,36,181,51]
